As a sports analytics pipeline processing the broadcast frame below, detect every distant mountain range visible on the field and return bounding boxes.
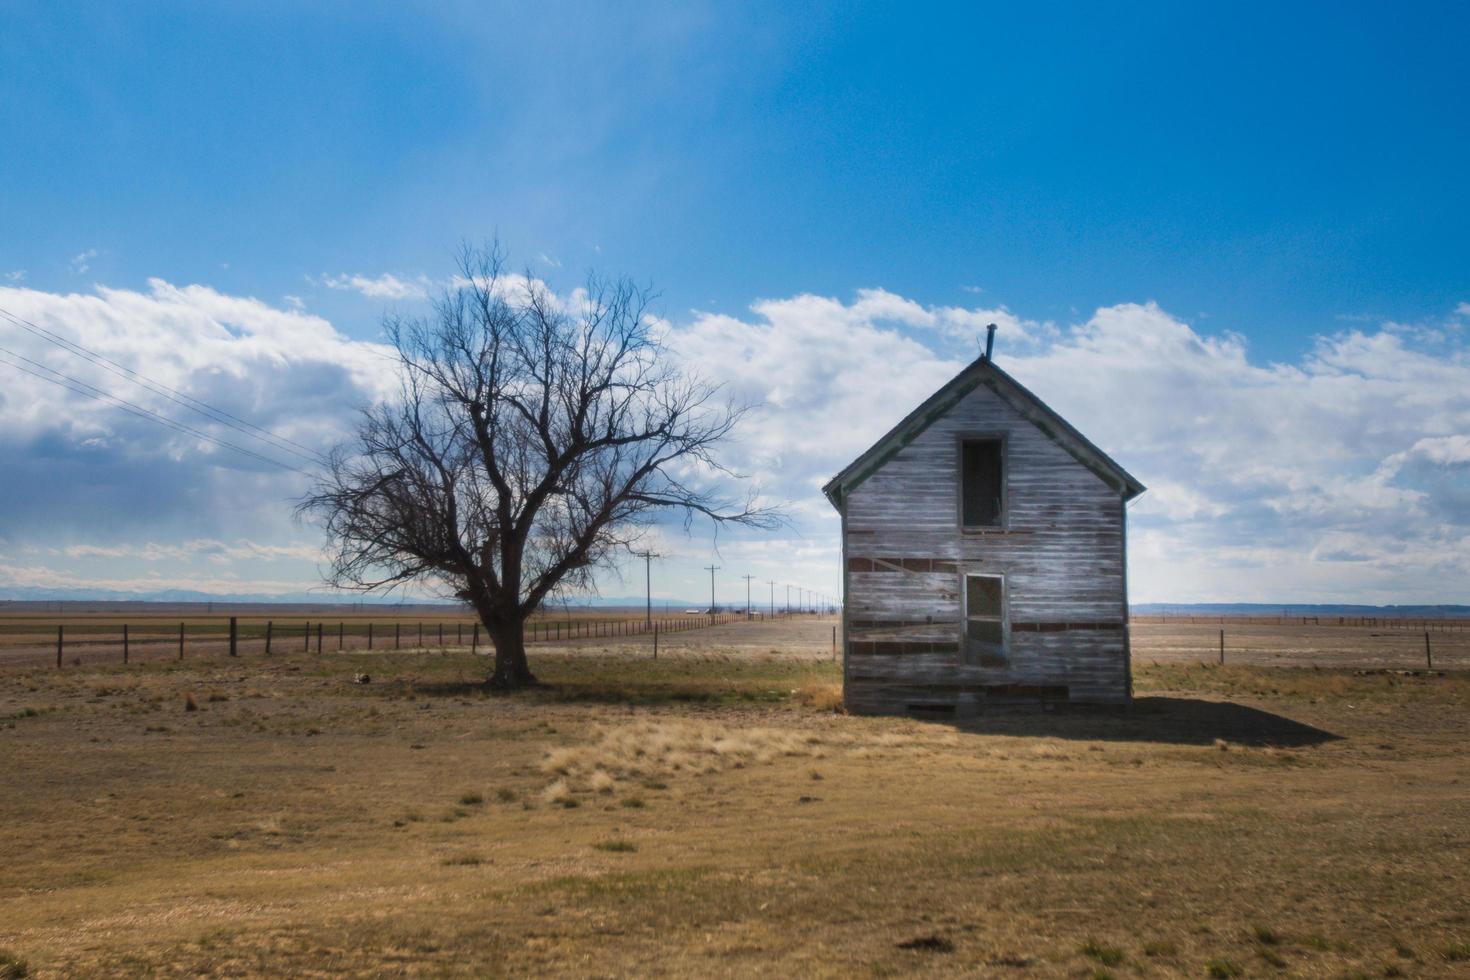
[0,585,712,611]
[1134,602,1470,618]
[6,586,1460,618]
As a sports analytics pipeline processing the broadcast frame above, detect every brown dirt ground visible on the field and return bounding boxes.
[1,616,1467,977]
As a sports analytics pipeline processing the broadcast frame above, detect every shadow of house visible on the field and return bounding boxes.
[942,696,1341,748]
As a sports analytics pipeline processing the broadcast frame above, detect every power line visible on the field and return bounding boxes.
[0,304,323,461]
[704,564,719,620]
[632,550,660,628]
[0,345,310,475]
[0,305,323,465]
[0,344,312,475]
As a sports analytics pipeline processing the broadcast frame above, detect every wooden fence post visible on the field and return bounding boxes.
[832,625,837,661]
[266,621,273,655]
[229,617,238,657]
[304,621,311,652]
[395,622,401,650]
[472,623,479,655]
[418,622,423,648]
[317,622,323,654]
[653,621,658,660]
[56,625,63,669]
[123,624,129,664]
[338,622,344,650]
[439,622,444,648]
[1219,629,1224,665]
[178,622,184,660]
[1425,631,1432,670]
[368,622,374,650]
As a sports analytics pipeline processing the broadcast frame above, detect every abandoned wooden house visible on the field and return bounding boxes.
[822,328,1145,716]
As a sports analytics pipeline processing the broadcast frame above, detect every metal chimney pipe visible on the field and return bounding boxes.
[984,323,997,360]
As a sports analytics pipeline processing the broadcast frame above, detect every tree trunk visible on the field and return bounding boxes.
[487,620,538,689]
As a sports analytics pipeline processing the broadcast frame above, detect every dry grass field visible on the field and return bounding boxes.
[1132,620,1470,671]
[0,608,757,669]
[2,616,1468,977]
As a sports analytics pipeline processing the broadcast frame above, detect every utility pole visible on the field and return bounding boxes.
[768,580,776,618]
[742,574,755,619]
[633,550,659,628]
[704,564,720,621]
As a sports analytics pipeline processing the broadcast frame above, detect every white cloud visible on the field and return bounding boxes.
[672,293,1470,604]
[318,272,430,300]
[0,279,396,565]
[4,270,24,282]
[70,249,98,275]
[62,539,324,564]
[1402,435,1470,466]
[0,558,318,597]
[3,274,1468,606]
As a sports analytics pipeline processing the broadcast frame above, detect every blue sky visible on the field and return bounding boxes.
[2,2,1468,605]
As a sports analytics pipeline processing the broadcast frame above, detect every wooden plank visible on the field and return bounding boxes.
[840,379,1134,715]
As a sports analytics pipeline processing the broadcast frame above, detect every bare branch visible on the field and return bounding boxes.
[297,243,781,686]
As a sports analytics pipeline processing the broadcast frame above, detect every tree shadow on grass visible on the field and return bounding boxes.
[944,697,1341,748]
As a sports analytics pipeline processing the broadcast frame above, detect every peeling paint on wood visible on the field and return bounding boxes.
[829,367,1142,717]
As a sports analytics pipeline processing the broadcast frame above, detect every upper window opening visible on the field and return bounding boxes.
[960,438,1004,527]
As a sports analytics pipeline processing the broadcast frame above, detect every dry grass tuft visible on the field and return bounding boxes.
[1250,923,1281,945]
[538,719,819,799]
[0,949,29,979]
[1030,741,1071,760]
[542,779,577,808]
[1080,939,1124,966]
[795,680,845,712]
[896,934,954,953]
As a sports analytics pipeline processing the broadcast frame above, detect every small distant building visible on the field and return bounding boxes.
[822,334,1145,717]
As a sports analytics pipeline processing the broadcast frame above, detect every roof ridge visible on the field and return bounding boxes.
[822,357,1145,509]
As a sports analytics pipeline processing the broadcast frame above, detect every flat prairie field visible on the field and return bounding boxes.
[1,618,1468,977]
[0,608,749,668]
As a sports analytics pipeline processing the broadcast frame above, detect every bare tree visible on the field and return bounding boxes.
[299,245,776,688]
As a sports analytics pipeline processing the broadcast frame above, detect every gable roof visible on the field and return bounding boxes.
[822,356,1146,511]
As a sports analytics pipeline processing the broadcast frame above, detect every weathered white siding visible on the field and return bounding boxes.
[840,376,1131,715]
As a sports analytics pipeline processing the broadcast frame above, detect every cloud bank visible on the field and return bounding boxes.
[0,279,395,595]
[1,277,1467,604]
[676,293,1470,603]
